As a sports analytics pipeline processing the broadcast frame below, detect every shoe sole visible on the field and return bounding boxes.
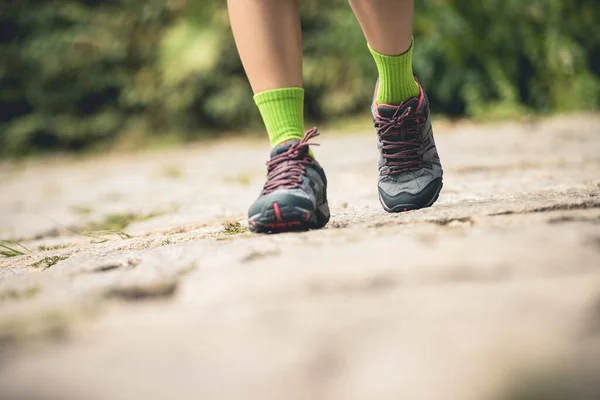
[380,179,443,213]
[248,200,330,234]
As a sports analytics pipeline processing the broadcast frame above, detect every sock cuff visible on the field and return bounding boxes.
[369,37,419,105]
[254,87,305,148]
[254,87,304,106]
[368,37,414,60]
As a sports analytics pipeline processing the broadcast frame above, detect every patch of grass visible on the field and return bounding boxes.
[37,243,74,251]
[71,205,93,215]
[81,211,164,243]
[81,230,134,244]
[0,286,41,303]
[222,220,248,235]
[27,214,139,245]
[86,211,165,232]
[162,165,183,179]
[0,240,31,257]
[31,255,67,270]
[86,213,138,231]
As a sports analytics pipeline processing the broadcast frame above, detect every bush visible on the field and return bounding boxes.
[414,0,600,117]
[0,0,172,155]
[1,0,599,156]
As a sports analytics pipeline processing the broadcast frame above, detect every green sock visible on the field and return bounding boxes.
[369,39,420,105]
[254,87,305,148]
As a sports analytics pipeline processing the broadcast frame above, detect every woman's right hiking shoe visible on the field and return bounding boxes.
[248,128,330,233]
[372,80,443,212]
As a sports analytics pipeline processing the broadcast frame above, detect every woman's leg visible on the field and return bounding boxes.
[349,0,444,213]
[227,0,305,147]
[348,0,419,105]
[228,0,329,233]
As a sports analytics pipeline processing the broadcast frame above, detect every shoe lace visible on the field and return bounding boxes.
[262,128,320,195]
[375,106,426,175]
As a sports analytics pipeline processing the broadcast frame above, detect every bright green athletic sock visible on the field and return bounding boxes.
[369,39,420,105]
[254,87,305,148]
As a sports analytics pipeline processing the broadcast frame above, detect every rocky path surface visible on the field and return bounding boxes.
[1,115,600,400]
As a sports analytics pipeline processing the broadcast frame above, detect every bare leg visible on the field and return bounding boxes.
[348,0,414,55]
[227,0,303,93]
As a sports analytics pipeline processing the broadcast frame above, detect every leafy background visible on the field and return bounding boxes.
[1,0,599,156]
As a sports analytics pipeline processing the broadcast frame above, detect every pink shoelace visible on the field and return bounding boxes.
[262,128,320,195]
[375,106,426,174]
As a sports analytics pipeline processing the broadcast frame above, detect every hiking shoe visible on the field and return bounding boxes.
[248,128,330,233]
[372,80,443,212]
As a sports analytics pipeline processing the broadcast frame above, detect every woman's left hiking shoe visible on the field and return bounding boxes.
[372,81,443,212]
[248,128,330,233]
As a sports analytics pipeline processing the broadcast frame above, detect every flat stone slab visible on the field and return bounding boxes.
[1,114,599,400]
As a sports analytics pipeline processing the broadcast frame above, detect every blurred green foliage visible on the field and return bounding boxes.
[0,0,172,155]
[1,0,599,156]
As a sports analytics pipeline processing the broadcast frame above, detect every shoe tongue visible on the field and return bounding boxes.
[377,97,420,119]
[270,139,301,158]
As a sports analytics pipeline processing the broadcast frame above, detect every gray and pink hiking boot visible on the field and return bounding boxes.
[372,80,443,212]
[248,128,330,233]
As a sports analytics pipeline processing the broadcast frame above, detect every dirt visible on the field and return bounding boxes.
[1,114,600,400]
